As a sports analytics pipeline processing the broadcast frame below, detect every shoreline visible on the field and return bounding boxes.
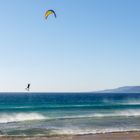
[1,131,140,140]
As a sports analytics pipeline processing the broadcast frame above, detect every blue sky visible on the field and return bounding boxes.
[0,0,140,92]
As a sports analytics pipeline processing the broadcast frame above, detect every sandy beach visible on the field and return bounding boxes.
[0,131,140,140]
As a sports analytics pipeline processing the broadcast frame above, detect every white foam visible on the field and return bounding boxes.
[1,109,140,124]
[53,109,140,120]
[93,110,140,118]
[52,127,140,135]
[101,98,140,106]
[121,100,140,105]
[0,113,46,123]
[117,110,140,117]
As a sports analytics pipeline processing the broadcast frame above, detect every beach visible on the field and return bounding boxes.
[1,0,140,138]
[0,131,140,140]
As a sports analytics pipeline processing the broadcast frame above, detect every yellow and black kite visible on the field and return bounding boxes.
[45,10,57,20]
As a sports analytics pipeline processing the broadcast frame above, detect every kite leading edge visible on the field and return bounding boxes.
[45,10,57,20]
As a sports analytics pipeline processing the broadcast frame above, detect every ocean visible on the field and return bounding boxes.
[0,93,140,136]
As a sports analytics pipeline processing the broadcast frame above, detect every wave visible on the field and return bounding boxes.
[96,110,140,117]
[1,109,140,124]
[2,100,140,110]
[51,127,140,135]
[2,127,140,136]
[120,101,140,105]
[65,110,140,118]
[113,110,140,117]
[51,109,140,120]
[0,113,46,124]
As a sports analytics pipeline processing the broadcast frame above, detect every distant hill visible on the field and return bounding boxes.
[97,86,140,93]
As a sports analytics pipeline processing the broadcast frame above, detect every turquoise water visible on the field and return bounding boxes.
[0,93,140,136]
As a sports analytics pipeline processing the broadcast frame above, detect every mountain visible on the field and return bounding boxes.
[97,86,140,93]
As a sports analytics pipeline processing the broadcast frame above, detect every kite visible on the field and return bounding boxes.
[45,10,57,20]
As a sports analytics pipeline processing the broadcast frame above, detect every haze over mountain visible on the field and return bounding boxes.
[96,86,140,93]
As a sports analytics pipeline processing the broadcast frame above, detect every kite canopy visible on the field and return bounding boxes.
[45,10,56,19]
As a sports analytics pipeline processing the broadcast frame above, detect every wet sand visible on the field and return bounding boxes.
[0,131,140,140]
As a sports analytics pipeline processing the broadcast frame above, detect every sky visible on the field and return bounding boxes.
[0,0,140,92]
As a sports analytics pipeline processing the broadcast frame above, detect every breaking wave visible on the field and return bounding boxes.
[0,113,46,124]
[1,109,140,124]
[54,109,140,120]
[51,127,140,135]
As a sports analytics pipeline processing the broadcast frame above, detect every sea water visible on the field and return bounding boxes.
[0,93,140,136]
